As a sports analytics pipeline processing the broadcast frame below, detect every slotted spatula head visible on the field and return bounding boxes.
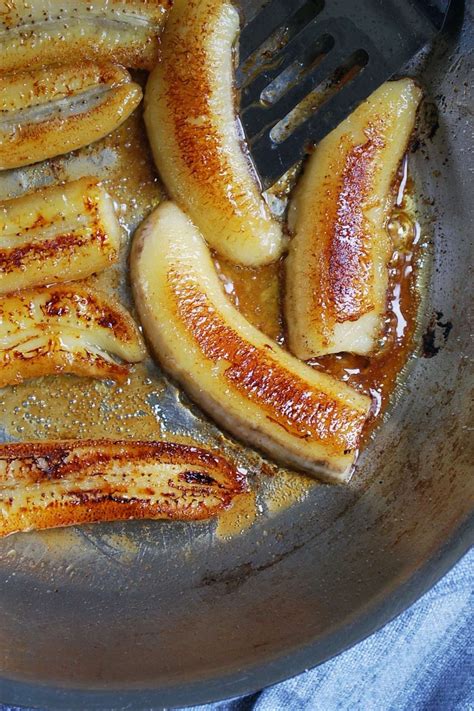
[238,0,451,189]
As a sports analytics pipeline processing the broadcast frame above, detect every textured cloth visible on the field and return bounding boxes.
[188,548,473,711]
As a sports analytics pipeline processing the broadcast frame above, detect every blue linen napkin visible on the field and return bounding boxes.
[187,548,473,711]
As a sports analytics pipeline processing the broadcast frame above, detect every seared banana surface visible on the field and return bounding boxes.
[0,0,172,73]
[0,284,145,386]
[0,63,142,170]
[286,79,422,358]
[145,0,284,267]
[0,177,121,294]
[132,203,371,482]
[0,440,247,536]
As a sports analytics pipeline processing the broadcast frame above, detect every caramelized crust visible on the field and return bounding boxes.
[164,58,232,208]
[0,1,172,73]
[131,202,371,482]
[170,274,366,454]
[0,283,145,386]
[0,234,101,273]
[286,80,422,358]
[0,63,142,170]
[327,130,384,323]
[0,440,247,536]
[0,63,129,110]
[0,177,121,293]
[145,0,283,266]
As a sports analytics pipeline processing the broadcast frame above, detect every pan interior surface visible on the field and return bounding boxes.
[0,2,472,708]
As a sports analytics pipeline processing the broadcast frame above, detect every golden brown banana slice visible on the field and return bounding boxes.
[0,0,171,73]
[286,79,422,358]
[0,63,142,170]
[131,202,371,483]
[145,0,284,267]
[0,440,247,536]
[0,177,121,294]
[0,284,146,387]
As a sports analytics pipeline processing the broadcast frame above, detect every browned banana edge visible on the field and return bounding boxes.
[0,283,146,386]
[0,440,248,536]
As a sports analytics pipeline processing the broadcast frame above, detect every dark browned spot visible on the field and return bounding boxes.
[329,130,384,323]
[180,470,217,486]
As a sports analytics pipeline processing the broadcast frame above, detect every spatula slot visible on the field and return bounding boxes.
[237,0,325,89]
[269,49,369,145]
[238,0,325,68]
[260,33,335,107]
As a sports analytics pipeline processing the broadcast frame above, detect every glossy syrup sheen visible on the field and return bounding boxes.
[217,165,427,530]
[217,163,425,435]
[0,104,427,538]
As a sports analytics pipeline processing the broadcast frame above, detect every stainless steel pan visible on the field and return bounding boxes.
[0,2,472,708]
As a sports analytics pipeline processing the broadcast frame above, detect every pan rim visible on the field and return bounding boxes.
[1,512,472,710]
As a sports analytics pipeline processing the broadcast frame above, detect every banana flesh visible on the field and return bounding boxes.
[0,0,172,73]
[0,177,121,294]
[0,283,146,386]
[0,440,247,536]
[286,79,422,358]
[145,0,284,267]
[131,202,371,482]
[0,63,142,170]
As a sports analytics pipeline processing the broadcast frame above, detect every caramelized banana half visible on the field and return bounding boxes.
[132,203,371,482]
[286,79,422,358]
[0,0,172,73]
[145,0,283,267]
[0,440,247,536]
[0,63,142,170]
[0,177,121,294]
[0,284,145,386]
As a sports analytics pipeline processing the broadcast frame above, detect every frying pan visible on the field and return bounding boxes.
[0,1,472,708]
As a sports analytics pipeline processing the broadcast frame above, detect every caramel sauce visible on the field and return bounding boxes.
[216,168,424,434]
[215,258,283,342]
[0,99,426,542]
[216,169,425,531]
[215,490,258,538]
[264,469,315,515]
[308,175,424,433]
[0,109,166,446]
[0,364,164,442]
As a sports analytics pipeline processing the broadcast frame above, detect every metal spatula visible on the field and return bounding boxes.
[237,0,451,189]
